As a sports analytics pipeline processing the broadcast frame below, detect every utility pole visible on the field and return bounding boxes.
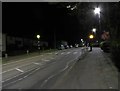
[54,28,56,49]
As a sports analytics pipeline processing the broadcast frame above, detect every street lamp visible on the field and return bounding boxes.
[94,7,101,41]
[89,34,94,51]
[92,28,96,33]
[37,35,40,39]
[81,39,84,42]
[37,35,40,54]
[89,34,94,39]
[94,7,101,18]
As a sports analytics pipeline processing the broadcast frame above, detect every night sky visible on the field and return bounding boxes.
[3,2,111,46]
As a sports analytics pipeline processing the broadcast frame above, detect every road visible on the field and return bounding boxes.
[1,47,118,89]
[2,47,87,89]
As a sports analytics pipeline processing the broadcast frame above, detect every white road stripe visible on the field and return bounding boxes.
[44,60,50,62]
[67,52,71,54]
[61,52,64,55]
[3,55,42,66]
[50,58,54,60]
[55,53,58,55]
[15,68,24,73]
[47,53,52,55]
[1,62,32,74]
[73,52,78,54]
[2,67,41,87]
[33,62,40,65]
[109,87,113,89]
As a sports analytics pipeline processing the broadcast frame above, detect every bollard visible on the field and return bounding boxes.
[5,53,8,58]
[81,48,84,55]
[27,50,29,55]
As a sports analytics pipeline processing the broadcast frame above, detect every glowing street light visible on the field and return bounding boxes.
[81,39,84,42]
[37,35,40,39]
[36,34,40,54]
[92,28,96,33]
[67,5,71,8]
[94,7,101,15]
[94,7,101,18]
[89,34,94,39]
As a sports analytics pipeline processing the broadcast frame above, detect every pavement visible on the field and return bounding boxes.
[43,48,118,89]
[2,49,58,64]
[1,47,118,89]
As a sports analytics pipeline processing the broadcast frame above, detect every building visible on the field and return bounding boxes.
[2,33,48,56]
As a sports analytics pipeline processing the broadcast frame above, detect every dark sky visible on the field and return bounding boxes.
[3,2,86,45]
[3,2,113,45]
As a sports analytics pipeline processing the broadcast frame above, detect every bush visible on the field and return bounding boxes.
[111,40,120,71]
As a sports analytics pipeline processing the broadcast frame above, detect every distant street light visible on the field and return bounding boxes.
[67,5,71,8]
[37,35,40,39]
[92,28,96,33]
[89,34,94,39]
[94,7,101,18]
[37,34,40,54]
[94,7,101,41]
[81,39,84,42]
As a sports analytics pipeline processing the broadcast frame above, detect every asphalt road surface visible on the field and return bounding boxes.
[1,47,118,89]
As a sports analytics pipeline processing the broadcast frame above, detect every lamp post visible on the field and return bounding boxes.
[94,7,101,18]
[92,28,96,34]
[37,35,40,54]
[89,34,94,51]
[94,7,101,41]
[89,34,94,39]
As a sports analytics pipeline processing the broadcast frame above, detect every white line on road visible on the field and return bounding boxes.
[73,52,78,54]
[3,55,42,66]
[67,52,71,54]
[50,58,55,60]
[33,62,40,65]
[2,67,41,87]
[44,60,50,62]
[55,53,58,55]
[47,53,52,55]
[41,58,50,62]
[15,68,24,73]
[1,62,32,74]
[61,52,64,55]
[41,59,76,88]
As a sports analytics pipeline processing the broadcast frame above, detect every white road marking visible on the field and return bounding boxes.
[50,58,54,60]
[44,60,50,62]
[33,62,40,65]
[67,52,71,54]
[41,59,76,87]
[73,52,78,54]
[55,53,58,55]
[3,55,42,66]
[2,67,41,87]
[109,87,113,89]
[2,66,40,83]
[1,62,32,74]
[15,68,24,73]
[47,53,52,55]
[61,52,64,55]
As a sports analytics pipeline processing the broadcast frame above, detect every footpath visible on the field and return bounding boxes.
[51,47,119,89]
[2,49,58,64]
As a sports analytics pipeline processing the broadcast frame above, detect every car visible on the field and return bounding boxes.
[57,45,65,50]
[75,44,79,48]
[69,45,73,48]
[100,41,110,53]
[64,45,69,49]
